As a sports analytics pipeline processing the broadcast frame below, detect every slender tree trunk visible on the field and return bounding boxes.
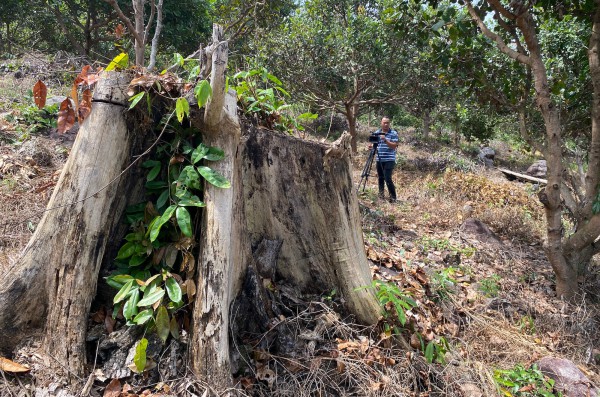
[422,110,431,139]
[0,73,146,379]
[133,0,145,67]
[345,102,359,153]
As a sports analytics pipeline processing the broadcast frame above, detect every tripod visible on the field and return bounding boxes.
[357,142,378,192]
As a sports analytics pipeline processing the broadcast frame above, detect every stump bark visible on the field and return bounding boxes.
[0,72,146,378]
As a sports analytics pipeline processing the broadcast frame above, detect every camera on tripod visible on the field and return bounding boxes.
[368,132,385,143]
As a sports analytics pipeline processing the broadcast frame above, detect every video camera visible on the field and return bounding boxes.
[368,132,385,143]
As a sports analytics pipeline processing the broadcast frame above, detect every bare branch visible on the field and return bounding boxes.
[147,0,164,71]
[487,0,516,20]
[144,0,156,46]
[103,0,144,48]
[204,25,228,133]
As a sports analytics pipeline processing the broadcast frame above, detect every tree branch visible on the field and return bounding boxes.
[465,1,532,66]
[144,0,156,46]
[147,0,164,71]
[103,0,144,47]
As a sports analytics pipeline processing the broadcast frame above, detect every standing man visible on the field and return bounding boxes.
[372,116,399,202]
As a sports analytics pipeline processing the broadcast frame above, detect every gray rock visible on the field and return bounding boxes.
[478,147,495,168]
[526,159,547,178]
[18,138,53,166]
[537,356,598,397]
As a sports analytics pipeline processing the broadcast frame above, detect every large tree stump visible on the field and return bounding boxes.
[0,72,146,379]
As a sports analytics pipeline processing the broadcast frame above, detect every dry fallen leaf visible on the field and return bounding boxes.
[103,378,121,397]
[0,357,30,373]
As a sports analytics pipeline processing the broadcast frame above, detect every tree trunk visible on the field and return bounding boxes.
[422,109,431,139]
[345,102,359,153]
[0,72,146,379]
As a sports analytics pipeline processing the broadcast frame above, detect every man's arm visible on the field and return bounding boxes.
[383,131,399,149]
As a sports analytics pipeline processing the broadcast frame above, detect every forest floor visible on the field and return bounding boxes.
[0,56,599,396]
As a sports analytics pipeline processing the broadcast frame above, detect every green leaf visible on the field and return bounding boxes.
[425,341,434,363]
[106,274,133,289]
[147,164,161,181]
[142,160,161,168]
[432,20,445,31]
[137,287,165,307]
[155,306,170,343]
[197,166,230,188]
[128,92,145,110]
[133,309,153,325]
[178,196,205,207]
[116,242,137,260]
[191,143,209,164]
[114,279,134,304]
[170,316,180,340]
[128,254,147,267]
[176,97,190,123]
[165,277,182,304]
[266,73,282,86]
[134,338,148,372]
[189,65,200,80]
[204,147,225,161]
[149,205,176,242]
[123,288,140,320]
[173,52,184,67]
[156,189,169,209]
[176,206,193,237]
[106,52,129,71]
[178,166,201,190]
[194,80,212,107]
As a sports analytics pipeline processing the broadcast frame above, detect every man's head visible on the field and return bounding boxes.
[381,117,391,132]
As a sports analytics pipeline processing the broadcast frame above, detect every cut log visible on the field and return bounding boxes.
[498,167,547,184]
[0,72,147,380]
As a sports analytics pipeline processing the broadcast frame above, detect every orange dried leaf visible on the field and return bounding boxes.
[0,357,30,373]
[71,84,79,120]
[103,378,121,397]
[115,23,124,39]
[78,89,92,122]
[33,80,47,109]
[75,65,91,86]
[57,98,75,134]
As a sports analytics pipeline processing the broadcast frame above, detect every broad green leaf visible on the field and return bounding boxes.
[149,205,176,242]
[191,144,209,164]
[432,20,445,31]
[170,316,180,340]
[114,279,134,304]
[197,166,230,188]
[189,65,200,81]
[133,309,153,325]
[176,97,190,123]
[165,277,182,304]
[137,287,165,307]
[106,52,129,71]
[134,338,148,372]
[123,288,140,320]
[147,164,161,181]
[128,254,147,267]
[178,196,205,207]
[176,207,192,237]
[267,73,283,86]
[425,341,434,363]
[106,274,133,289]
[145,181,168,190]
[204,147,225,161]
[116,242,137,260]
[178,166,201,190]
[155,306,170,342]
[173,53,184,67]
[156,189,169,209]
[128,92,145,110]
[194,80,212,107]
